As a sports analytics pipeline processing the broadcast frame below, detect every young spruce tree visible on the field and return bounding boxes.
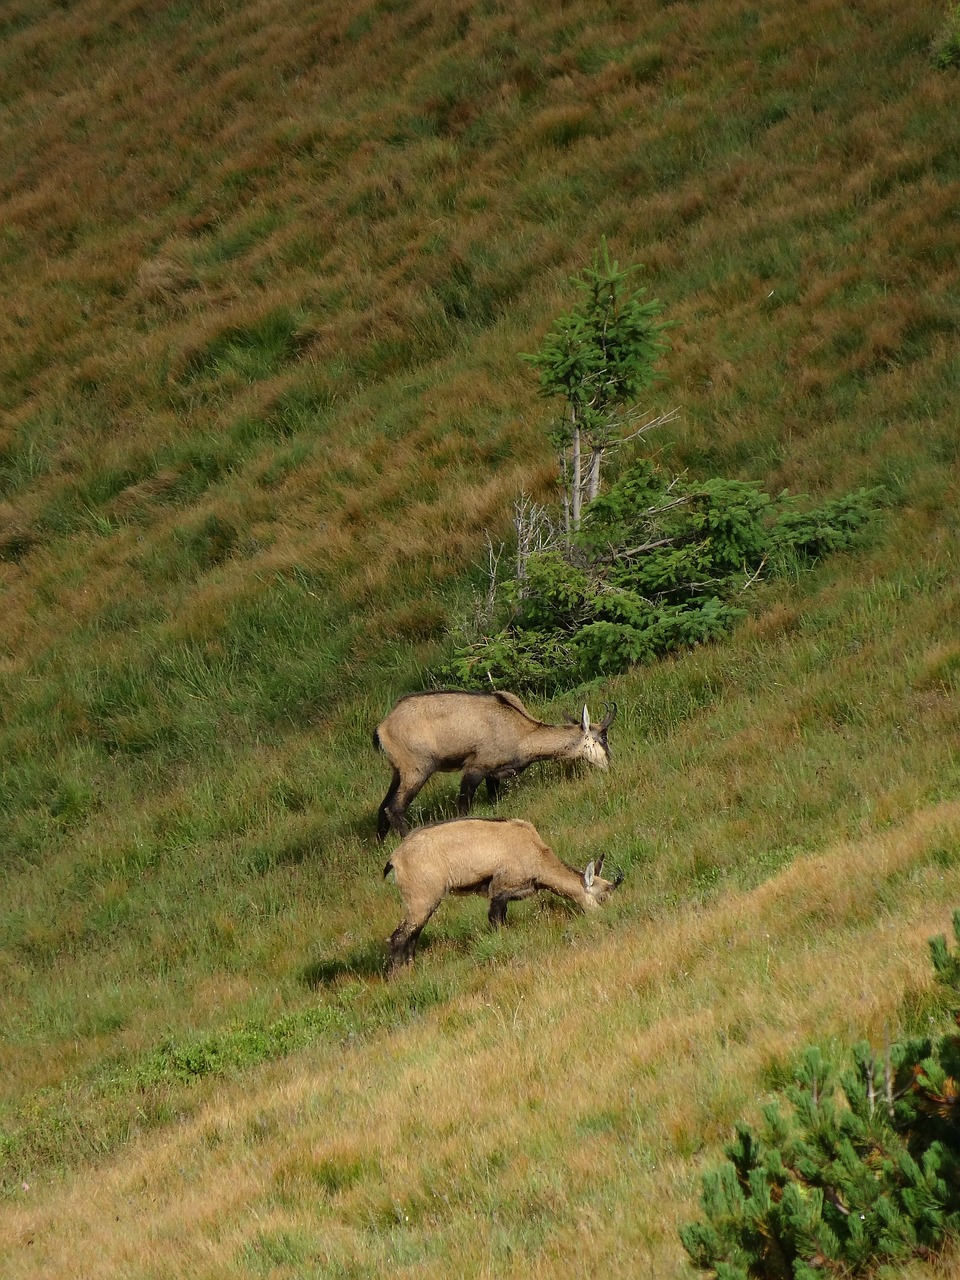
[522,242,670,533]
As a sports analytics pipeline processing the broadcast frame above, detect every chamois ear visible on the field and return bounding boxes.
[583,860,595,888]
[594,853,605,878]
[581,704,590,732]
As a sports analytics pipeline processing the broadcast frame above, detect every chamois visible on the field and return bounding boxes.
[374,690,616,838]
[383,817,623,970]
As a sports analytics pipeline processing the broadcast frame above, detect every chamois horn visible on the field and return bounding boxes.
[599,703,617,730]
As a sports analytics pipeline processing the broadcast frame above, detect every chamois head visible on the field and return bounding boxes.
[571,702,617,770]
[581,853,624,909]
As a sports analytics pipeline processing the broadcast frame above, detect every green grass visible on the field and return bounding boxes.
[0,0,959,1274]
[3,547,959,1200]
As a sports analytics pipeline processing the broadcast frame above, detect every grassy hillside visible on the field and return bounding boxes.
[1,0,959,1274]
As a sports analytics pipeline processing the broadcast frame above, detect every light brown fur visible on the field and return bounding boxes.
[383,817,622,971]
[374,690,615,838]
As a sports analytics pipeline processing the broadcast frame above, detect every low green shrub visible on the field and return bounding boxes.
[439,461,882,694]
[681,912,960,1278]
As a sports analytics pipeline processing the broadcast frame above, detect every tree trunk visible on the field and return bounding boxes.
[560,445,571,536]
[586,443,603,503]
[570,411,582,531]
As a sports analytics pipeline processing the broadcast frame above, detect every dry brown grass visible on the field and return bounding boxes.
[3,803,959,1278]
[0,0,955,674]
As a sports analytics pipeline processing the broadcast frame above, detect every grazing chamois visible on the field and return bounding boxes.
[383,817,623,970]
[373,690,616,839]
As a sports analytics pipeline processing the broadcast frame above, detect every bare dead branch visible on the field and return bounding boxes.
[643,493,695,518]
[613,405,681,444]
[740,556,768,593]
[825,1187,851,1217]
[611,535,679,559]
[556,407,681,533]
[514,493,559,585]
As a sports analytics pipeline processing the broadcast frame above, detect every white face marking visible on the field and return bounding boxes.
[580,733,609,769]
[586,873,618,905]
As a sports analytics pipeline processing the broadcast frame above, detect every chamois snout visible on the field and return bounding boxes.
[581,853,624,907]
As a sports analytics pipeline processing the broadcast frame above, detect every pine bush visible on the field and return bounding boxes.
[680,912,960,1278]
[439,461,881,694]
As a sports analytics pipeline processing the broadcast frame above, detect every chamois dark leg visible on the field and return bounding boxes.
[488,896,510,928]
[388,919,428,973]
[458,769,485,815]
[386,770,433,837]
[485,775,502,804]
[377,769,402,841]
[488,879,537,929]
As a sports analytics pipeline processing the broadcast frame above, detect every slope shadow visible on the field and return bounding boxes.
[301,925,473,986]
[344,794,461,843]
[301,938,388,987]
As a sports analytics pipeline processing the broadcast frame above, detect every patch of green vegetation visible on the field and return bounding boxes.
[682,915,960,1278]
[196,212,285,265]
[932,2,960,66]
[265,383,339,436]
[0,955,459,1191]
[0,407,64,497]
[242,1228,319,1274]
[184,309,311,383]
[138,1004,349,1084]
[172,512,239,571]
[441,462,882,693]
